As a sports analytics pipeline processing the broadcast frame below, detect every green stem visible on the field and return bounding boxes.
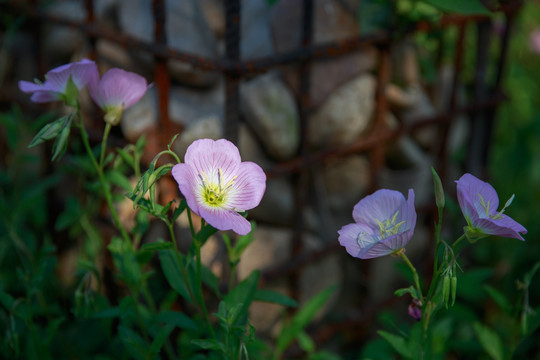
[452,234,467,251]
[77,118,130,242]
[399,251,423,300]
[99,122,112,170]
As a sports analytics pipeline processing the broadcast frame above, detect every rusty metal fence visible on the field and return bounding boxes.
[2,0,523,350]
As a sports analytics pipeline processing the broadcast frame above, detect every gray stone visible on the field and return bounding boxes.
[118,0,219,87]
[270,0,377,107]
[322,155,370,212]
[241,71,300,160]
[308,74,376,148]
[43,0,117,62]
[241,0,274,59]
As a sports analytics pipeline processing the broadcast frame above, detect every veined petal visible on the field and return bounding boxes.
[185,139,241,182]
[69,59,99,90]
[227,161,266,211]
[91,68,148,109]
[30,92,60,103]
[19,80,55,94]
[199,207,252,235]
[352,189,406,227]
[401,189,417,232]
[456,173,499,218]
[338,223,377,258]
[475,215,527,241]
[172,163,201,215]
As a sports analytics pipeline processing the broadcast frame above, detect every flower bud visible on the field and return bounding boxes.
[442,274,450,308]
[431,167,445,209]
[451,276,458,306]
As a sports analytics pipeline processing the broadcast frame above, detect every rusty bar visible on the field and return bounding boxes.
[368,46,391,190]
[467,19,492,176]
[85,0,96,60]
[481,11,516,171]
[265,93,508,178]
[7,1,504,76]
[224,0,241,144]
[288,0,314,305]
[152,0,171,131]
[437,22,466,180]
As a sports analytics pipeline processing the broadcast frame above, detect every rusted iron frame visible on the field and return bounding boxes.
[435,21,467,182]
[467,19,493,176]
[286,0,314,306]
[368,46,392,191]
[152,0,171,134]
[265,93,508,179]
[7,1,507,76]
[480,11,514,176]
[224,0,241,144]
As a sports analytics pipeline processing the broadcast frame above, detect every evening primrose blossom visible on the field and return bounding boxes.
[172,139,266,235]
[89,68,150,125]
[456,173,527,241]
[18,58,97,106]
[338,189,417,259]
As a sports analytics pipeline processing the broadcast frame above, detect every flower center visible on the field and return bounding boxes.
[478,193,514,220]
[199,168,236,208]
[375,211,405,239]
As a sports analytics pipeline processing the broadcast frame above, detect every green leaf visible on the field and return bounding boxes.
[119,326,148,360]
[158,249,193,304]
[483,285,512,314]
[155,310,197,330]
[28,116,65,147]
[106,170,132,192]
[51,117,72,161]
[473,322,504,360]
[223,271,260,325]
[394,286,418,299]
[254,289,298,307]
[150,323,175,355]
[191,339,226,352]
[200,264,221,298]
[140,240,173,253]
[421,0,491,15]
[172,199,187,221]
[297,331,315,353]
[377,330,412,359]
[275,285,336,355]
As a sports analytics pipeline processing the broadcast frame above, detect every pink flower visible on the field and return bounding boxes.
[529,28,540,55]
[89,68,150,125]
[456,173,527,241]
[19,59,98,106]
[172,139,266,235]
[338,189,417,259]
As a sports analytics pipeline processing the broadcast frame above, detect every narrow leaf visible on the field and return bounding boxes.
[378,330,412,359]
[223,271,260,325]
[473,322,505,360]
[254,289,298,307]
[149,323,175,354]
[276,285,335,355]
[159,249,193,304]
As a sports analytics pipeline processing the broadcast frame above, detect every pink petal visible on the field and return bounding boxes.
[456,173,500,218]
[30,92,60,103]
[352,189,406,227]
[198,207,252,235]
[172,163,201,215]
[184,139,241,182]
[475,216,527,241]
[338,223,377,258]
[91,68,148,109]
[227,161,266,211]
[70,59,99,90]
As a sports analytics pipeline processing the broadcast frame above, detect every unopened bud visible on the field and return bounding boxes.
[431,167,445,209]
[451,276,458,306]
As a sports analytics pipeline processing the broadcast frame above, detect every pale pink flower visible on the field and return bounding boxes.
[172,139,266,235]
